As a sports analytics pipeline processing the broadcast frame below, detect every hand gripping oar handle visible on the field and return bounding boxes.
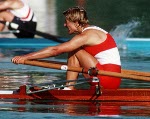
[22,59,150,82]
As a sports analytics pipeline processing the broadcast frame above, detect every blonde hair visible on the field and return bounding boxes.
[63,6,89,26]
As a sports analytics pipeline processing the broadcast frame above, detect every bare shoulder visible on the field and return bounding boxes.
[70,33,88,46]
[82,29,107,45]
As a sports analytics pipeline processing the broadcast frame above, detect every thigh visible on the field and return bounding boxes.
[75,48,98,69]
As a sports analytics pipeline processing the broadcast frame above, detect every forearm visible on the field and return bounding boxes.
[12,47,57,64]
[23,47,57,60]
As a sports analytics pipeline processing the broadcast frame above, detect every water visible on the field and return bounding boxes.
[0,100,150,119]
[0,39,150,119]
[0,0,150,118]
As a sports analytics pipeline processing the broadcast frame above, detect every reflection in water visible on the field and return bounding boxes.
[0,49,4,58]
[0,71,64,90]
[0,100,150,117]
[0,74,30,90]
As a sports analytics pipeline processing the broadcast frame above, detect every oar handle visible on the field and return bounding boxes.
[23,60,150,82]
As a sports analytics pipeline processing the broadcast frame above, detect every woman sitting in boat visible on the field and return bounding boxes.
[0,0,37,38]
[11,6,121,90]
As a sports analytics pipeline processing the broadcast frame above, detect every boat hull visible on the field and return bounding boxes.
[0,85,150,101]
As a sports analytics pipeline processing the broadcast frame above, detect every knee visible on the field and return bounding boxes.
[0,11,14,21]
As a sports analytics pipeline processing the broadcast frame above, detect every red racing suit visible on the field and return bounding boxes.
[83,26,121,89]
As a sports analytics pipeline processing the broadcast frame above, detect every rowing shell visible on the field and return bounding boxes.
[0,85,149,101]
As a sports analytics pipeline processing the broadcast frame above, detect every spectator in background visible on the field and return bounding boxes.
[0,0,37,38]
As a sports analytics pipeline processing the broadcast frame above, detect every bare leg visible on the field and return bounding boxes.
[66,48,98,89]
[66,51,80,89]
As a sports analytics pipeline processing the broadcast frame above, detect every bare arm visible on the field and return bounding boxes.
[0,0,24,10]
[11,29,106,64]
[11,34,87,64]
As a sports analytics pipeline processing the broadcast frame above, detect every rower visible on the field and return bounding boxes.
[11,6,121,90]
[0,0,37,38]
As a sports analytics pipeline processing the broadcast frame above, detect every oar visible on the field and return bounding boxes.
[21,59,150,82]
[0,20,65,43]
[0,30,20,34]
[19,59,150,78]
[35,30,65,43]
[37,60,150,77]
[122,69,150,77]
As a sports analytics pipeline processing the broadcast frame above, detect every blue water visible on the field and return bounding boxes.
[0,38,150,119]
[0,112,149,119]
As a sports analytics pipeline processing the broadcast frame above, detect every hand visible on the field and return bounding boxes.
[11,56,26,64]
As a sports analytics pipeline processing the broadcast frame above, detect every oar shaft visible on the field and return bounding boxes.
[122,69,150,77]
[24,59,83,72]
[24,59,150,77]
[23,60,150,82]
[98,70,150,81]
[0,30,20,34]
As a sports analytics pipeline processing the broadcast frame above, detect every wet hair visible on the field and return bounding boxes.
[63,6,89,26]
